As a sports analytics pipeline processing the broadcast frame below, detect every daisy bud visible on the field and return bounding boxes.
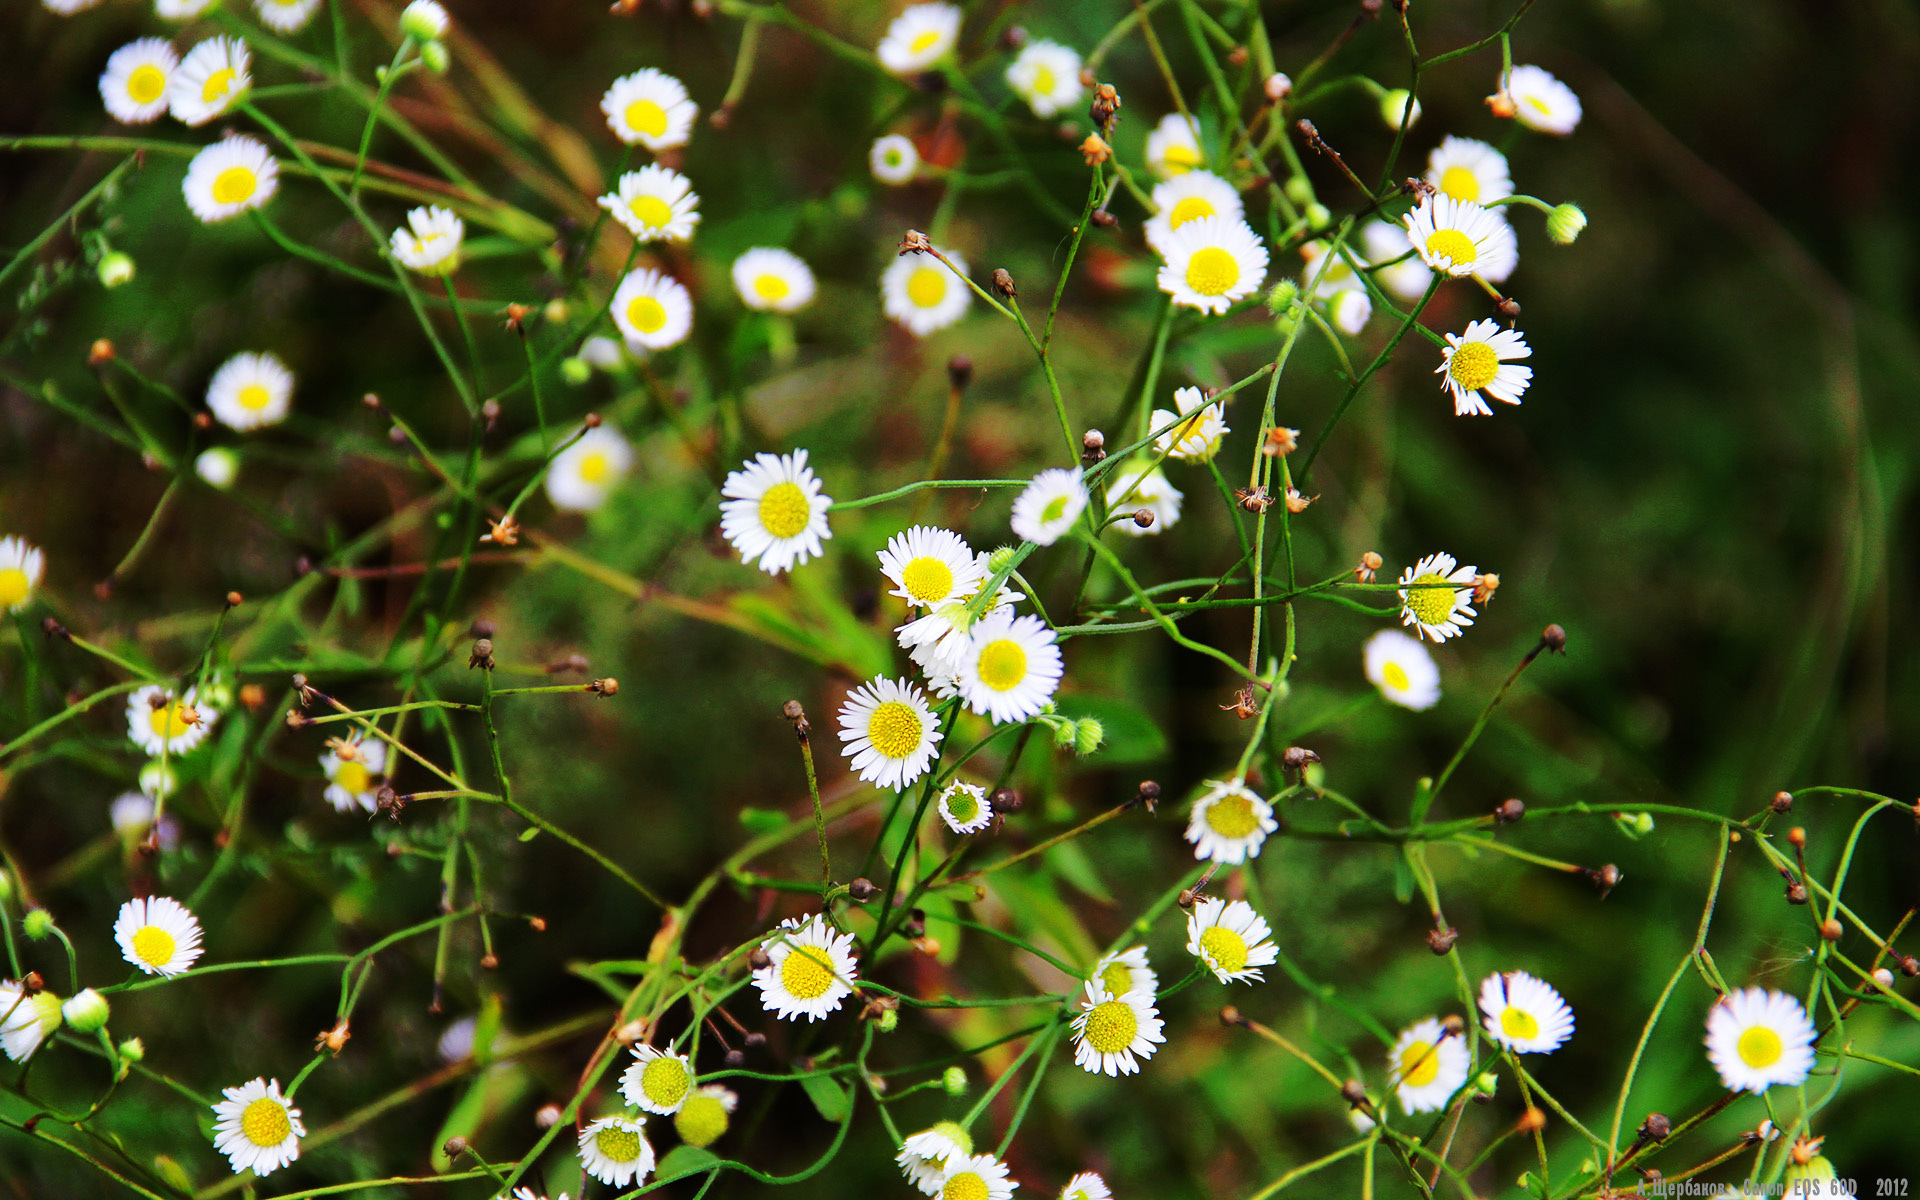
[1051,718,1078,749]
[1264,73,1293,102]
[1265,279,1299,315]
[874,1007,899,1035]
[1541,624,1568,653]
[98,251,135,288]
[544,298,570,323]
[987,546,1018,575]
[1472,1071,1499,1097]
[61,989,109,1033]
[560,356,592,385]
[442,1136,470,1160]
[1283,176,1313,206]
[1355,551,1382,582]
[947,355,973,390]
[1546,203,1587,245]
[117,1036,145,1064]
[195,447,239,490]
[419,40,450,75]
[1516,1107,1547,1134]
[1379,89,1421,130]
[535,1104,562,1128]
[400,0,450,41]
[743,1031,767,1047]
[1820,918,1843,941]
[1786,1155,1838,1186]
[1081,429,1106,464]
[1339,1078,1366,1103]
[1495,798,1526,824]
[848,877,877,901]
[1427,925,1459,954]
[724,1048,745,1066]
[1872,967,1895,990]
[992,786,1023,812]
[1073,717,1104,756]
[1771,791,1794,812]
[1305,203,1331,229]
[942,1066,967,1096]
[23,909,55,940]
[1627,812,1654,835]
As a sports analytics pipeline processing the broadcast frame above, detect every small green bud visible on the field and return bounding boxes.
[419,40,451,75]
[1050,717,1077,749]
[23,908,55,940]
[942,1066,967,1096]
[0,869,12,904]
[139,760,178,799]
[195,447,240,490]
[560,356,593,386]
[98,251,135,288]
[1473,1071,1498,1096]
[1629,812,1654,835]
[399,0,450,41]
[1305,203,1331,229]
[543,298,570,324]
[1265,280,1299,316]
[673,1088,733,1148]
[62,988,111,1034]
[875,1007,899,1033]
[1283,176,1313,207]
[987,546,1018,575]
[1379,89,1421,130]
[1546,203,1586,245]
[1073,717,1104,756]
[118,1036,146,1063]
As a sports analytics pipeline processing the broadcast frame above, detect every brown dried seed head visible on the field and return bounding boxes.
[1820,919,1843,942]
[748,947,771,970]
[1340,1078,1368,1104]
[1132,509,1154,529]
[1282,746,1321,770]
[1640,1113,1672,1142]
[529,915,547,932]
[948,355,973,390]
[848,878,877,901]
[1283,488,1316,514]
[1472,573,1500,605]
[898,229,933,255]
[1542,624,1568,653]
[1079,134,1112,166]
[443,1135,470,1158]
[1495,798,1526,824]
[1427,926,1459,954]
[1771,791,1794,813]
[1487,90,1517,119]
[1263,426,1300,456]
[782,700,805,721]
[1785,882,1808,905]
[583,411,603,428]
[991,786,1023,812]
[1788,826,1806,848]
[1517,1107,1547,1134]
[1090,208,1117,228]
[992,268,1017,298]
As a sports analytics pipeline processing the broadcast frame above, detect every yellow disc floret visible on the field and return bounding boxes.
[865,701,924,759]
[1184,247,1238,296]
[1199,926,1249,974]
[756,481,810,539]
[1204,794,1259,839]
[1404,573,1456,627]
[240,1097,291,1148]
[779,945,836,1000]
[975,641,1027,692]
[1081,999,1139,1053]
[1447,341,1500,392]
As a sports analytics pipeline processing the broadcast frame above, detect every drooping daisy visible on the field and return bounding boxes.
[937,1153,1019,1200]
[320,737,388,813]
[870,134,920,185]
[877,3,961,76]
[45,0,104,13]
[1144,113,1203,179]
[1503,65,1582,135]
[168,37,249,127]
[898,1121,973,1196]
[182,134,278,223]
[1425,135,1512,205]
[1150,386,1228,462]
[598,166,701,243]
[1363,629,1440,711]
[390,205,464,275]
[1009,466,1087,546]
[546,426,634,513]
[205,350,294,431]
[0,982,64,1061]
[577,1115,654,1189]
[882,246,972,337]
[1361,219,1431,303]
[601,68,697,150]
[114,896,205,977]
[1070,979,1165,1076]
[1004,39,1084,118]
[1184,779,1277,864]
[1144,170,1244,256]
[937,780,992,834]
[1479,971,1575,1054]
[1186,896,1279,984]
[0,538,44,613]
[1157,216,1268,314]
[620,1043,695,1115]
[1705,988,1817,1093]
[1438,319,1532,416]
[1061,1173,1112,1200]
[1388,1018,1469,1113]
[1088,946,1157,1001]
[1403,194,1516,279]
[127,683,217,757]
[718,448,833,574]
[956,611,1063,724]
[674,1083,737,1148]
[399,0,450,40]
[100,39,178,124]
[732,248,816,313]
[255,0,324,32]
[156,0,219,19]
[752,914,858,1022]
[837,676,943,792]
[1398,552,1478,642]
[1103,464,1182,537]
[879,526,986,611]
[196,447,239,489]
[610,268,693,351]
[211,1078,304,1177]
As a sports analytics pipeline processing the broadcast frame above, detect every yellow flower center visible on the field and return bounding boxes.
[1039,495,1069,524]
[1438,165,1480,202]
[1524,93,1553,116]
[1204,794,1259,839]
[1447,341,1499,392]
[1184,246,1239,296]
[906,267,946,308]
[675,1092,729,1147]
[1031,65,1056,95]
[1167,196,1216,229]
[240,1096,291,1147]
[975,640,1027,692]
[1424,228,1477,267]
[865,700,924,759]
[945,789,980,824]
[1097,961,1132,996]
[202,68,237,104]
[128,64,167,104]
[211,166,258,206]
[756,481,810,539]
[0,569,30,609]
[1171,412,1210,448]
[1198,925,1249,973]
[1737,1025,1783,1068]
[577,452,610,484]
[779,945,836,1000]
[1397,1040,1441,1088]
[1081,999,1138,1053]
[1163,143,1200,174]
[626,295,668,334]
[752,273,790,302]
[943,1171,988,1200]
[334,760,371,795]
[1381,661,1411,692]
[625,98,668,138]
[908,30,943,55]
[1500,1006,1540,1042]
[149,702,193,739]
[632,195,674,230]
[238,383,273,411]
[641,1056,690,1107]
[132,924,176,967]
[900,556,954,605]
[1404,572,1456,627]
[596,1124,642,1163]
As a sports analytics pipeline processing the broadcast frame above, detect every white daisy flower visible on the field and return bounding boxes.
[732,248,816,313]
[1425,135,1511,205]
[1061,1173,1112,1200]
[1705,988,1817,1093]
[1328,288,1371,334]
[600,68,697,150]
[610,268,693,351]
[390,205,464,275]
[937,780,992,834]
[1361,219,1432,302]
[157,0,219,18]
[870,134,921,185]
[1503,65,1582,135]
[1398,552,1478,642]
[0,537,45,613]
[399,0,450,40]
[255,0,324,32]
[1009,466,1087,546]
[1156,216,1268,314]
[598,166,701,243]
[1143,170,1243,255]
[0,982,64,1061]
[837,676,943,792]
[877,3,961,76]
[880,526,986,611]
[937,1153,1019,1200]
[1144,113,1203,179]
[1186,896,1279,985]
[579,335,625,370]
[620,1043,695,1115]
[100,39,178,125]
[1402,194,1516,279]
[1004,39,1084,118]
[211,1078,304,1177]
[1389,1018,1469,1113]
[545,426,634,513]
[1103,463,1182,537]
[45,0,104,13]
[114,895,205,976]
[883,246,971,337]
[182,134,278,224]
[196,446,239,489]
[1150,386,1228,462]
[1438,319,1532,416]
[1088,946,1156,1000]
[1070,979,1165,1076]
[577,1115,654,1189]
[168,37,249,127]
[673,1083,738,1148]
[206,350,294,431]
[1363,629,1440,711]
[718,448,833,575]
[320,737,388,813]
[752,914,858,1022]
[956,611,1063,725]
[1184,778,1277,864]
[897,554,1021,683]
[897,1121,972,1196]
[1479,970,1575,1054]
[127,683,217,757]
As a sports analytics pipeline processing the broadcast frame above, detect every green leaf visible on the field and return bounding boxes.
[1391,853,1413,905]
[799,1074,851,1123]
[738,807,789,837]
[1050,695,1167,766]
[1042,839,1114,905]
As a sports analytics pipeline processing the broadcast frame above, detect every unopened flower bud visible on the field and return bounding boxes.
[1820,918,1843,942]
[1771,791,1794,813]
[1516,1107,1547,1133]
[1379,89,1421,129]
[1305,202,1331,229]
[1282,746,1320,771]
[1495,798,1526,824]
[23,909,55,940]
[1131,508,1154,528]
[1081,429,1106,464]
[63,989,111,1033]
[1051,718,1078,748]
[1073,717,1104,756]
[442,1135,470,1159]
[1265,279,1299,315]
[942,1066,967,1096]
[419,40,450,74]
[1264,73,1293,103]
[1546,203,1587,245]
[1541,624,1567,653]
[992,268,1017,298]
[987,546,1018,575]
[535,1104,562,1128]
[400,0,450,41]
[947,355,973,390]
[98,251,135,288]
[875,1007,899,1033]
[848,877,877,901]
[748,947,771,971]
[117,1036,145,1063]
[560,356,592,386]
[1872,967,1895,990]
[1639,1112,1672,1142]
